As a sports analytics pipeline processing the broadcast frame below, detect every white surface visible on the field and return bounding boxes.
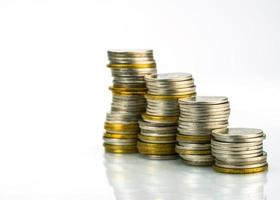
[0,0,279,199]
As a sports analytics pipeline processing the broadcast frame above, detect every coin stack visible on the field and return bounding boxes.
[212,128,268,174]
[103,49,157,154]
[137,73,196,159]
[176,96,230,166]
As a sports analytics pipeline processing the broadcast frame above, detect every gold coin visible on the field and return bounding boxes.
[142,113,178,122]
[137,141,175,148]
[138,148,176,155]
[104,143,137,150]
[107,63,156,69]
[138,134,176,142]
[105,148,138,154]
[177,134,211,141]
[104,126,140,132]
[109,86,147,92]
[145,93,195,100]
[105,122,139,128]
[104,133,138,139]
[111,90,146,96]
[175,148,211,155]
[213,164,268,174]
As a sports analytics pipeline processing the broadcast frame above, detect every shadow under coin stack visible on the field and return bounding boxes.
[137,73,196,159]
[212,128,268,174]
[176,96,230,166]
[103,50,157,154]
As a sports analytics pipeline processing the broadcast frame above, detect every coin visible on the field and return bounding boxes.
[213,164,268,174]
[177,96,230,165]
[104,49,157,153]
[179,96,228,105]
[141,154,179,160]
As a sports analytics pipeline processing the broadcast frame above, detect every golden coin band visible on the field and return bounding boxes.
[104,133,138,139]
[109,86,147,92]
[105,148,138,154]
[104,123,140,132]
[142,113,178,122]
[107,63,156,69]
[137,141,175,148]
[213,164,268,174]
[104,143,138,149]
[137,146,176,155]
[111,90,146,96]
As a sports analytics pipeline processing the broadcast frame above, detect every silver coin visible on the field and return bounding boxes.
[176,143,211,150]
[180,102,230,108]
[145,72,193,82]
[109,57,154,63]
[146,81,194,89]
[141,154,179,160]
[146,111,179,117]
[180,109,231,116]
[103,137,137,143]
[179,115,229,122]
[139,138,176,144]
[212,128,264,139]
[212,135,265,143]
[111,68,156,77]
[212,148,263,155]
[139,120,177,127]
[211,144,263,151]
[140,132,176,137]
[211,139,262,147]
[180,106,230,113]
[108,49,153,57]
[180,154,213,162]
[179,120,229,126]
[178,123,228,130]
[179,96,228,105]
[182,159,213,166]
[213,152,263,159]
[177,128,212,135]
[214,151,267,165]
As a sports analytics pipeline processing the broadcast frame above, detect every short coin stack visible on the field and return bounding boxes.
[137,73,196,159]
[176,96,230,166]
[212,128,268,174]
[103,50,157,154]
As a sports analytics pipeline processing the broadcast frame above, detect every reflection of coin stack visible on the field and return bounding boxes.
[176,96,230,166]
[137,73,196,159]
[214,173,267,200]
[103,50,157,154]
[212,128,268,174]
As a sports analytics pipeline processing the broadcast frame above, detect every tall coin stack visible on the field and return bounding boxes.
[103,50,157,154]
[212,128,268,174]
[176,96,230,166]
[137,73,196,159]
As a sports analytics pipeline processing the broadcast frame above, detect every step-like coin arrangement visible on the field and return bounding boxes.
[103,50,157,154]
[176,96,230,166]
[103,49,268,174]
[137,73,196,159]
[212,128,267,174]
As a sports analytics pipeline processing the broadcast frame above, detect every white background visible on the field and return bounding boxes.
[0,0,279,199]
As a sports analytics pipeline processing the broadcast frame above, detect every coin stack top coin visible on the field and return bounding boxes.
[103,49,157,154]
[177,96,230,166]
[212,128,267,174]
[137,73,196,159]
